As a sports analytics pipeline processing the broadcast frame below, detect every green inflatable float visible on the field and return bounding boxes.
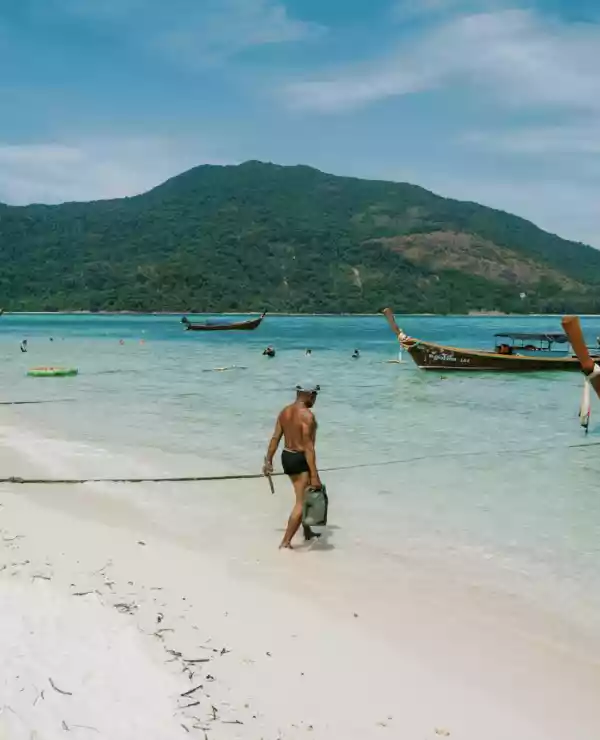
[27,367,79,378]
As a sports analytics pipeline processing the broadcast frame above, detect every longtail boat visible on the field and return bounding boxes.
[382,308,599,372]
[181,313,266,332]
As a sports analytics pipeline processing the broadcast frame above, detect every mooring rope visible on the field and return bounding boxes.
[0,399,76,406]
[1,438,600,485]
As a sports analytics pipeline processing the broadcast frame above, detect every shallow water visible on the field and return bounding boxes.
[2,313,600,636]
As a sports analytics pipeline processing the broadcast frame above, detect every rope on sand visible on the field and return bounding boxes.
[0,399,76,406]
[0,473,265,485]
[1,439,600,485]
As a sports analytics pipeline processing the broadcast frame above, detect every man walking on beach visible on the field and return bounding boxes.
[263,384,322,549]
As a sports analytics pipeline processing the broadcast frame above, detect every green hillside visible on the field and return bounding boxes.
[1,160,599,313]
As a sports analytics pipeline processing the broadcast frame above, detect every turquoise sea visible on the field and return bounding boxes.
[2,313,600,640]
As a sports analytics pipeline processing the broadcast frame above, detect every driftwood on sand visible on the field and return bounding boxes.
[49,677,73,696]
[180,684,203,698]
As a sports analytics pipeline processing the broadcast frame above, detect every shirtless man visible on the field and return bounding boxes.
[263,384,322,549]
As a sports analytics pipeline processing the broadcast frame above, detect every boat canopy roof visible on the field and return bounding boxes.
[494,332,569,343]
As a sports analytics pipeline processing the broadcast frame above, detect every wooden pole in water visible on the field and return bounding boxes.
[562,315,600,399]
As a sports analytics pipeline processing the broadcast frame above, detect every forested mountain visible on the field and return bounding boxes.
[1,160,599,314]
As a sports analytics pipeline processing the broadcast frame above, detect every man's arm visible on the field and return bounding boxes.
[301,413,321,489]
[263,416,283,475]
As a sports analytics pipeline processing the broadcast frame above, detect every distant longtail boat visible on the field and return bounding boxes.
[181,313,266,332]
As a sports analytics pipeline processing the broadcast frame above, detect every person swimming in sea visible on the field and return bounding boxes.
[305,348,312,356]
[20,339,28,353]
[263,346,276,357]
[263,383,322,549]
[352,349,360,359]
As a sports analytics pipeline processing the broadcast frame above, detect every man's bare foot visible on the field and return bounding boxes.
[279,542,294,550]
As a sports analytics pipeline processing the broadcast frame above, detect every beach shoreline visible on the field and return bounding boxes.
[2,468,600,738]
[7,310,599,318]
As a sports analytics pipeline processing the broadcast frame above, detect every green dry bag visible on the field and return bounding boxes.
[302,484,328,527]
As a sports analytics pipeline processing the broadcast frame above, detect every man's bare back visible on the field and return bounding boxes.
[278,402,317,453]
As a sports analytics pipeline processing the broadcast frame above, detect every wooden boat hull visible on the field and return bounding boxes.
[405,338,583,372]
[182,314,265,332]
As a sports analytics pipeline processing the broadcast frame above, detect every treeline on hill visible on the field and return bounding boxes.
[1,161,600,314]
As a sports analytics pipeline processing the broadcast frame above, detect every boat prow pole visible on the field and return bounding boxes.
[562,315,600,399]
[382,307,402,338]
[382,307,407,362]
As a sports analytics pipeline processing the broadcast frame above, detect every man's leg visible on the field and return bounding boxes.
[279,472,309,549]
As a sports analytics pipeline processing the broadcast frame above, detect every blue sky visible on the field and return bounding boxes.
[1,0,599,245]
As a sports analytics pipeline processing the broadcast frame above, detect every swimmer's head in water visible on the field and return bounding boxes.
[296,383,320,407]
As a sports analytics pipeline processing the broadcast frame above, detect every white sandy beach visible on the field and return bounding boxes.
[1,470,600,740]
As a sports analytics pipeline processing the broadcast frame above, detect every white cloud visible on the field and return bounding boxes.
[206,0,322,51]
[0,139,230,205]
[465,124,600,155]
[157,0,323,67]
[283,10,600,113]
[45,0,323,65]
[283,60,434,112]
[392,0,502,21]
